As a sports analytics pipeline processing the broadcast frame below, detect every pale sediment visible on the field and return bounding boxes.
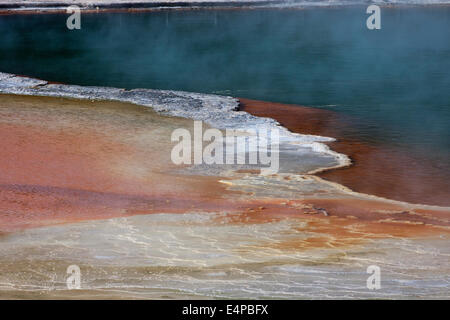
[0,71,349,175]
[0,210,449,299]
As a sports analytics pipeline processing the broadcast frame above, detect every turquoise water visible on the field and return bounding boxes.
[0,7,449,168]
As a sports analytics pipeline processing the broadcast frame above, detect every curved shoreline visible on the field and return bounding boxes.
[0,71,449,213]
[0,71,350,173]
[239,98,450,208]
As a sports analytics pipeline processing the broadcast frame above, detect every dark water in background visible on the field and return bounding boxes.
[0,7,449,195]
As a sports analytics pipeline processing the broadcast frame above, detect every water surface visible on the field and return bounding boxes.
[1,8,449,194]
